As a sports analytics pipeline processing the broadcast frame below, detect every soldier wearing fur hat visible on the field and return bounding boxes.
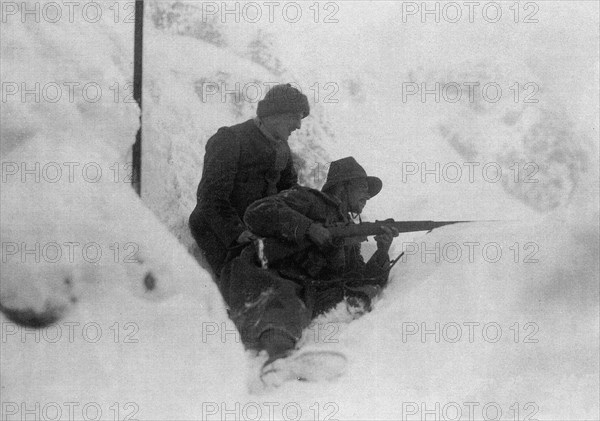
[220,157,399,382]
[190,84,310,276]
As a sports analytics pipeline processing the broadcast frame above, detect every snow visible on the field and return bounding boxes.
[1,1,598,420]
[1,1,246,417]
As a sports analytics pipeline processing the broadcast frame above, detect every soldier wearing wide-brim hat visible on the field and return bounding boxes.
[321,156,382,198]
[220,156,398,386]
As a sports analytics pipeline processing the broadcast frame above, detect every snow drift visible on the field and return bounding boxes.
[1,1,246,418]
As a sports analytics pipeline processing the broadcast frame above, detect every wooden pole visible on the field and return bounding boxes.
[132,0,144,196]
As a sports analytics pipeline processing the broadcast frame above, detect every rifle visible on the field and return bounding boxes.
[327,219,472,240]
[255,219,476,268]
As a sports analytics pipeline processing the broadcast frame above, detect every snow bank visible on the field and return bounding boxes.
[1,1,246,418]
[259,218,599,420]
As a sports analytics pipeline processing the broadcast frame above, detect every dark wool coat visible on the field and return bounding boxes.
[219,186,391,347]
[189,119,297,273]
[243,186,391,283]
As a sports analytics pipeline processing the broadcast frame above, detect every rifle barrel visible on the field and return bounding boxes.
[328,220,475,238]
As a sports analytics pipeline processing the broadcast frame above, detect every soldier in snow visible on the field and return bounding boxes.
[220,157,399,382]
[189,84,310,276]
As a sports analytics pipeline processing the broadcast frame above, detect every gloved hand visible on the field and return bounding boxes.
[374,225,399,253]
[236,230,256,244]
[307,223,332,249]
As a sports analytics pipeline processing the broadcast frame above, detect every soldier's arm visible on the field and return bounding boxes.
[363,228,395,284]
[244,188,316,244]
[364,248,392,283]
[198,129,246,247]
[342,240,391,285]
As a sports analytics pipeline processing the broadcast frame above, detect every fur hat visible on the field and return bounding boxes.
[322,157,382,198]
[257,84,310,119]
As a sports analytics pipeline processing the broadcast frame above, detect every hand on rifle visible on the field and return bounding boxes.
[307,223,333,249]
[374,226,399,253]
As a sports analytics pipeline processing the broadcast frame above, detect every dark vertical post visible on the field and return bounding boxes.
[132,0,144,196]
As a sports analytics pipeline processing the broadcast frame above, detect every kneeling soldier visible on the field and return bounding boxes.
[220,157,398,380]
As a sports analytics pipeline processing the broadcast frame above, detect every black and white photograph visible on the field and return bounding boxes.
[1,1,599,420]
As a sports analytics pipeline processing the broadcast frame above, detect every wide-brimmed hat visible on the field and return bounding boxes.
[321,157,382,198]
[257,83,310,119]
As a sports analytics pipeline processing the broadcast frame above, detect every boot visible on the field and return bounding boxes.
[259,329,296,365]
